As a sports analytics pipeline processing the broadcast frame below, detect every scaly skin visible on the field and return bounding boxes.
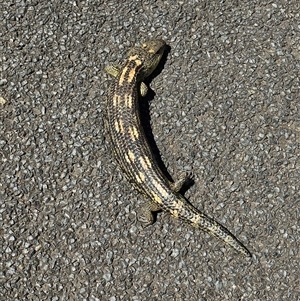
[105,39,251,257]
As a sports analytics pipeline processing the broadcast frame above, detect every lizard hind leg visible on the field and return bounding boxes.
[170,173,193,193]
[138,201,161,226]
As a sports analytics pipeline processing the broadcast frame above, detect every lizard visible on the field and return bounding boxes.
[105,39,251,257]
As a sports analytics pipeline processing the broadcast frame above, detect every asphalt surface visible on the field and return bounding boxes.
[1,1,299,300]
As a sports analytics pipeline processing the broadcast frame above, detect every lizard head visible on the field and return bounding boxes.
[127,39,166,80]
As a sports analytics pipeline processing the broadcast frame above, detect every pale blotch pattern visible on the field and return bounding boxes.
[125,94,133,108]
[152,192,162,204]
[118,66,128,86]
[172,200,184,210]
[190,214,201,225]
[127,67,137,83]
[128,55,142,66]
[135,59,142,66]
[128,126,139,141]
[113,94,119,106]
[151,178,169,199]
[125,150,135,163]
[124,154,130,164]
[170,209,179,218]
[127,56,142,83]
[128,55,138,61]
[145,156,152,166]
[117,119,125,134]
[208,223,219,233]
[114,120,120,132]
[139,156,152,170]
[136,172,145,183]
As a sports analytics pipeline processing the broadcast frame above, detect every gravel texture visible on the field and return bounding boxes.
[1,0,299,300]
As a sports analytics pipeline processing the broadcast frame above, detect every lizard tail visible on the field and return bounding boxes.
[177,197,252,257]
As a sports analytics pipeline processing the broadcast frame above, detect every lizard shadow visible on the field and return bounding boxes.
[138,44,195,199]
